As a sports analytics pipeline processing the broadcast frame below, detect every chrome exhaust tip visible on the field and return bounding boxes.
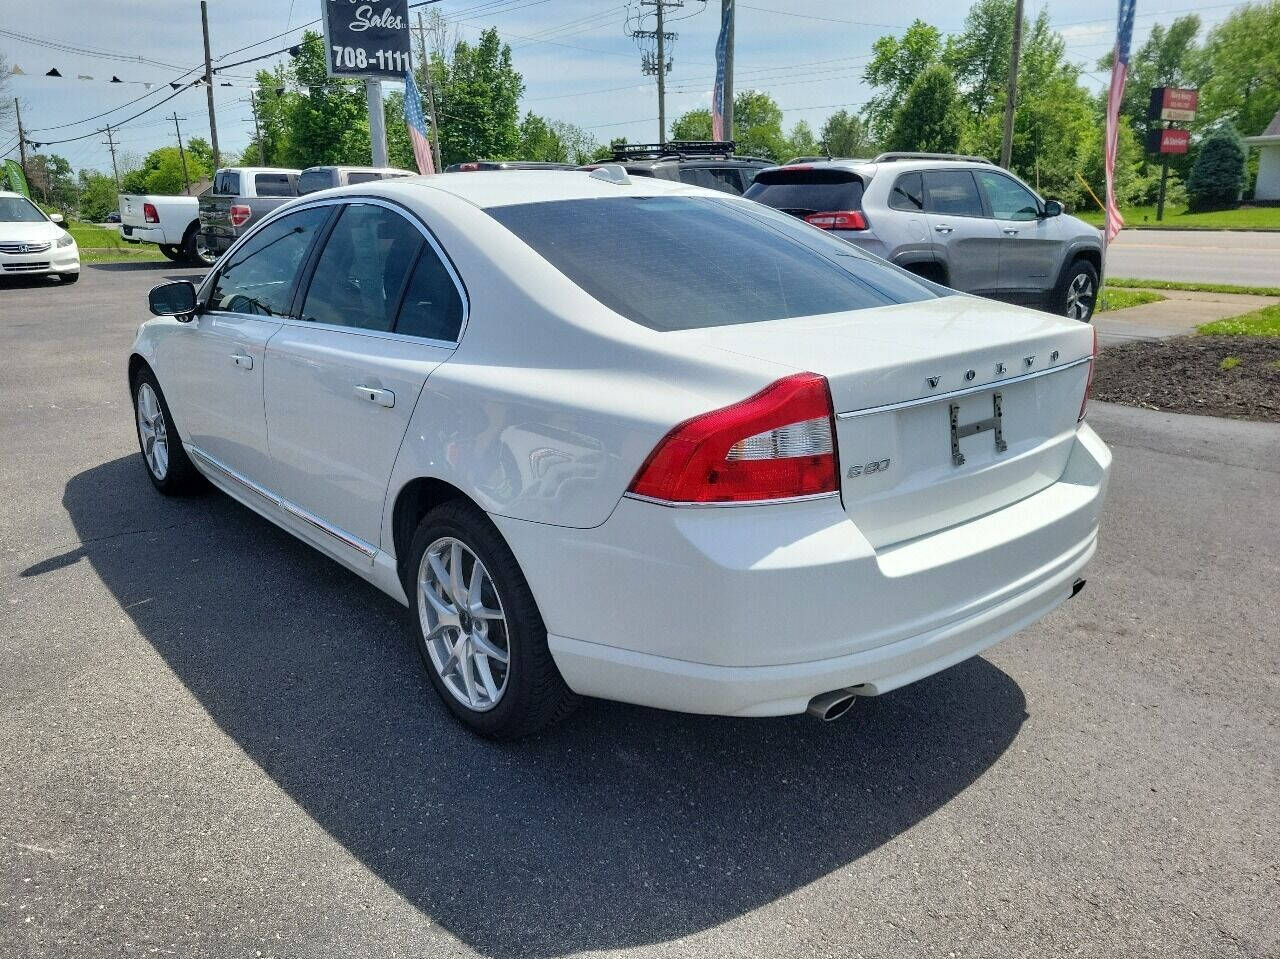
[806,688,857,722]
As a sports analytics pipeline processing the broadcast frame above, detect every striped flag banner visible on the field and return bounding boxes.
[1104,0,1137,244]
[404,70,436,175]
[711,0,733,141]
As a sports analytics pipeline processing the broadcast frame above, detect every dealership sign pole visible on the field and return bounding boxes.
[320,0,413,168]
[1147,87,1198,222]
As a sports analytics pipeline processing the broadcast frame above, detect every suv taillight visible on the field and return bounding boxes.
[229,204,252,227]
[628,373,839,504]
[143,202,159,224]
[804,210,867,231]
[1079,325,1098,422]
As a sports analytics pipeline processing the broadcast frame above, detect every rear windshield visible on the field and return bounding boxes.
[255,173,298,197]
[297,170,332,195]
[744,169,864,215]
[486,196,936,332]
[214,170,241,195]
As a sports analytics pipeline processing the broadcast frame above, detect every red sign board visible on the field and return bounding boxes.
[1149,86,1199,122]
[1157,128,1190,154]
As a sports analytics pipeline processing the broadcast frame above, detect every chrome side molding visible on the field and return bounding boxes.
[187,445,378,560]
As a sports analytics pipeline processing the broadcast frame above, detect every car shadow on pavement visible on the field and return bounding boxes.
[47,455,1028,958]
[86,261,205,276]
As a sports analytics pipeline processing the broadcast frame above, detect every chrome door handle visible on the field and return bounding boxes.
[934,224,954,235]
[230,352,253,370]
[354,385,395,408]
[1003,228,1020,236]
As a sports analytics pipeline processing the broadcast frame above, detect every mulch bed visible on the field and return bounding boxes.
[1093,335,1280,422]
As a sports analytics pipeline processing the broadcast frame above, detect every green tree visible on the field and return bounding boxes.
[671,108,712,141]
[383,91,417,171]
[138,146,209,195]
[26,154,76,207]
[430,27,523,165]
[944,0,1015,118]
[863,20,944,141]
[186,137,215,174]
[517,112,568,162]
[1198,1,1280,139]
[246,66,295,165]
[549,120,597,164]
[820,110,874,157]
[76,170,117,221]
[1187,123,1246,210]
[733,90,788,160]
[282,32,371,167]
[888,64,965,154]
[787,119,819,159]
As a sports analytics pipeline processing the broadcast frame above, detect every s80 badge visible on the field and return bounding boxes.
[848,458,890,478]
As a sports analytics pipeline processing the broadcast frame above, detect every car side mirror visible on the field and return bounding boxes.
[49,213,65,224]
[149,280,198,321]
[1041,199,1063,218]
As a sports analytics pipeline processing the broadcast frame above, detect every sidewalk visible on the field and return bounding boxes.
[1094,288,1279,345]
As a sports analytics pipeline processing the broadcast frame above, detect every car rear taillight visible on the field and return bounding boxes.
[458,162,480,171]
[803,210,867,231]
[628,372,839,504]
[1079,325,1098,422]
[229,204,252,227]
[143,202,159,224]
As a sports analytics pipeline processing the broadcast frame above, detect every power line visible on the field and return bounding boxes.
[28,84,196,147]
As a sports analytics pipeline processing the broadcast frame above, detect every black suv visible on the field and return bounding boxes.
[581,141,773,195]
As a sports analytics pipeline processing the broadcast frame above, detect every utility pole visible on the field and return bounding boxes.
[999,0,1025,169]
[249,90,266,165]
[102,124,120,190]
[416,11,444,171]
[171,113,191,195]
[722,0,734,141]
[632,0,680,144]
[366,80,388,168]
[200,0,220,168]
[13,98,28,179]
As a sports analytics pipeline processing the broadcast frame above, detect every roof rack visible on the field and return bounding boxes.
[872,152,994,164]
[611,140,738,160]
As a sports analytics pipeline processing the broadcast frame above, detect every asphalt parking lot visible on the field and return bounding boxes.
[2,263,1278,958]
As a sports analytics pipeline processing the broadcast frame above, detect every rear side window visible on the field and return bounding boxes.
[889,172,924,211]
[396,246,465,342]
[923,170,984,217]
[346,171,383,185]
[255,173,298,197]
[214,170,241,195]
[297,170,332,195]
[744,169,864,214]
[486,196,935,332]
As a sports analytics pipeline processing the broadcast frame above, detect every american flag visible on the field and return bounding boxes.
[711,0,733,141]
[404,71,436,175]
[1104,0,1137,244]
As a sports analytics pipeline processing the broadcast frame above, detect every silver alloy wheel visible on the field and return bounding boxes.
[418,536,510,712]
[1065,272,1095,320]
[136,382,170,480]
[194,234,218,266]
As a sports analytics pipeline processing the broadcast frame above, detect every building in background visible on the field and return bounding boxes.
[1245,110,1280,202]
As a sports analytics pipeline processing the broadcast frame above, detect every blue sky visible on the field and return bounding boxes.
[0,0,1250,174]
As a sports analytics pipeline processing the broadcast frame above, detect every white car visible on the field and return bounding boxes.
[0,191,80,282]
[128,170,1110,738]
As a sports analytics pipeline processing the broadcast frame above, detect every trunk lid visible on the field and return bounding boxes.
[677,295,1094,547]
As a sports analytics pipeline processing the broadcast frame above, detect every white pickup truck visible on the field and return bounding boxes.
[118,193,210,265]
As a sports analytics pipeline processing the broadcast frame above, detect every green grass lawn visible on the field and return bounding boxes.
[80,247,166,264]
[64,220,166,263]
[1077,204,1280,230]
[1198,304,1280,336]
[1097,288,1165,312]
[1107,278,1280,297]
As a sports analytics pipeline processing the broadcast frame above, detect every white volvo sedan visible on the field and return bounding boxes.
[0,191,80,282]
[128,169,1110,738]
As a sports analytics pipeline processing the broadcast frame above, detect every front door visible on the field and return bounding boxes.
[975,170,1062,299]
[263,200,466,562]
[923,169,1002,294]
[166,205,332,486]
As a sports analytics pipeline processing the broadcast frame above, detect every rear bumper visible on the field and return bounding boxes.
[121,224,166,245]
[493,424,1111,717]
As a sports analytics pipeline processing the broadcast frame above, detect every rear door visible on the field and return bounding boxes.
[263,199,465,562]
[974,169,1062,298]
[922,169,1002,294]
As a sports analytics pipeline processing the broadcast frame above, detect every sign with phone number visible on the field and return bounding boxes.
[321,0,412,80]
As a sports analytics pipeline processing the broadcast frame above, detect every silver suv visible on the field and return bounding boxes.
[744,153,1104,321]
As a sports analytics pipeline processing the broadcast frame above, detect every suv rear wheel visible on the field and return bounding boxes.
[1057,259,1098,321]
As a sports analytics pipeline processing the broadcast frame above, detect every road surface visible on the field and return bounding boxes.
[2,264,1278,958]
[1105,229,1280,286]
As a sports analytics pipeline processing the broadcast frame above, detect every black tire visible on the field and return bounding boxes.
[1055,258,1099,322]
[60,271,80,284]
[130,366,204,495]
[405,499,579,739]
[159,244,182,261]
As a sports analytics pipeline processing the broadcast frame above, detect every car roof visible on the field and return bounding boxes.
[368,169,710,209]
[302,165,411,174]
[756,156,1001,180]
